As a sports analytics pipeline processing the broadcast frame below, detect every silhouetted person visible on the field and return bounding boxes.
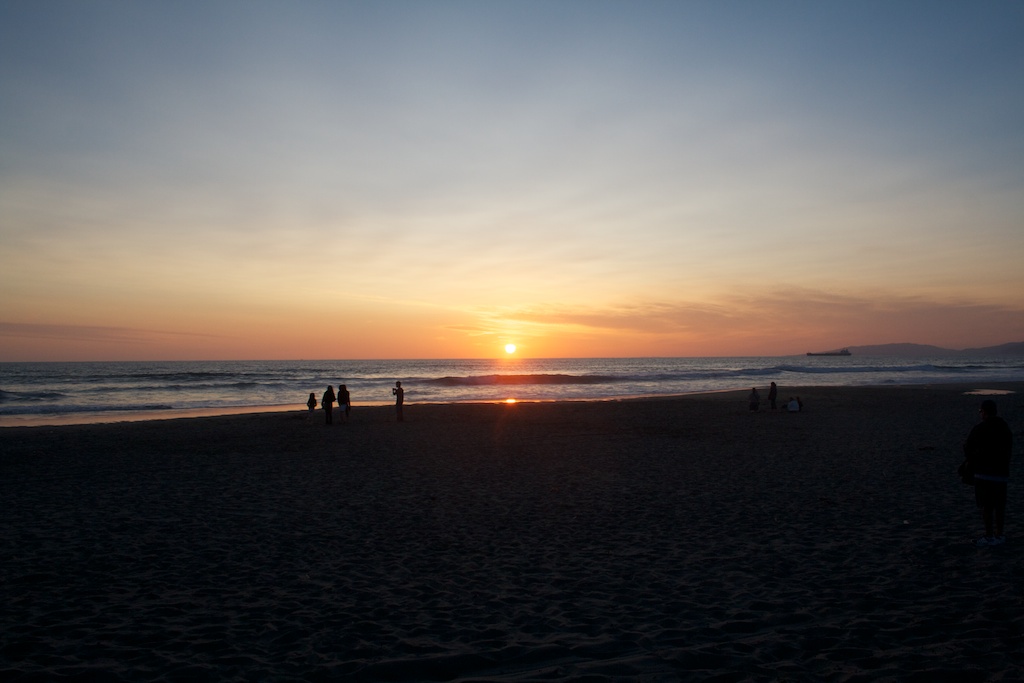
[748,387,760,412]
[768,382,778,411]
[322,385,336,425]
[787,397,801,412]
[338,384,351,422]
[392,381,404,422]
[306,392,317,414]
[964,399,1012,546]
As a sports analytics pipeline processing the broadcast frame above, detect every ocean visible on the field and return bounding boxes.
[1,356,1022,425]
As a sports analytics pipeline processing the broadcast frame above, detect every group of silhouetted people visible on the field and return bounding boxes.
[306,381,405,424]
[307,384,351,425]
[748,382,802,412]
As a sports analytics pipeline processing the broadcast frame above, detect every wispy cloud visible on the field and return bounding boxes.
[484,289,1024,351]
[0,322,226,345]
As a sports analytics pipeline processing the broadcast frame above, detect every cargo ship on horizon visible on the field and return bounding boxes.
[807,348,852,356]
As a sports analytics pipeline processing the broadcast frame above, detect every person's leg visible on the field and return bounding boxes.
[977,483,995,542]
[994,484,1007,538]
[982,504,994,538]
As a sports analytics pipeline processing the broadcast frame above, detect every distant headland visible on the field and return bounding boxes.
[819,342,1024,358]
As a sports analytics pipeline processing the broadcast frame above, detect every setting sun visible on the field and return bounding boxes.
[505,344,517,354]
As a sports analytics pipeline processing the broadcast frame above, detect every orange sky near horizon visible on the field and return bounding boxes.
[2,3,1023,362]
[2,285,1021,361]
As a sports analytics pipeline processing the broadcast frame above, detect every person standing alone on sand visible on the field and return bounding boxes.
[322,385,336,425]
[964,399,1012,546]
[768,382,778,410]
[392,381,404,422]
[748,387,760,412]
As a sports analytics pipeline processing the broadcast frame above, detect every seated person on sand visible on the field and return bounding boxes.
[787,397,801,412]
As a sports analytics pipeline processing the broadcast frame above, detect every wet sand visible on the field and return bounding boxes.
[2,384,1022,681]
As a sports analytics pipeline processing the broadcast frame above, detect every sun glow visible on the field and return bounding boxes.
[504,343,517,354]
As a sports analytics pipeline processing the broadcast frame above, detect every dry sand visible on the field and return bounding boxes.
[2,384,1023,682]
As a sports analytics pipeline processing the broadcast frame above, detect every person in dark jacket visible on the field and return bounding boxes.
[322,385,336,425]
[337,384,351,422]
[963,399,1013,546]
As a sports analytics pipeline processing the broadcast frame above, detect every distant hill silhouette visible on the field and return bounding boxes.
[960,341,1024,356]
[846,342,1024,357]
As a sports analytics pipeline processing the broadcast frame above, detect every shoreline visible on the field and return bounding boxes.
[1,381,1019,429]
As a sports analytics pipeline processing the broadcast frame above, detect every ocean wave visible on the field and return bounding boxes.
[774,364,946,375]
[111,371,237,381]
[0,389,67,403]
[82,381,265,393]
[932,363,1024,371]
[422,364,973,386]
[427,374,622,387]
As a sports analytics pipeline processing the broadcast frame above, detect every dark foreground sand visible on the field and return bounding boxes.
[2,385,1023,682]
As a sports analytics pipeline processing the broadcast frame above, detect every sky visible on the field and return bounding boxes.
[2,1,1023,361]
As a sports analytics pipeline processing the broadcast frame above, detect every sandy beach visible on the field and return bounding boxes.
[2,384,1022,681]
